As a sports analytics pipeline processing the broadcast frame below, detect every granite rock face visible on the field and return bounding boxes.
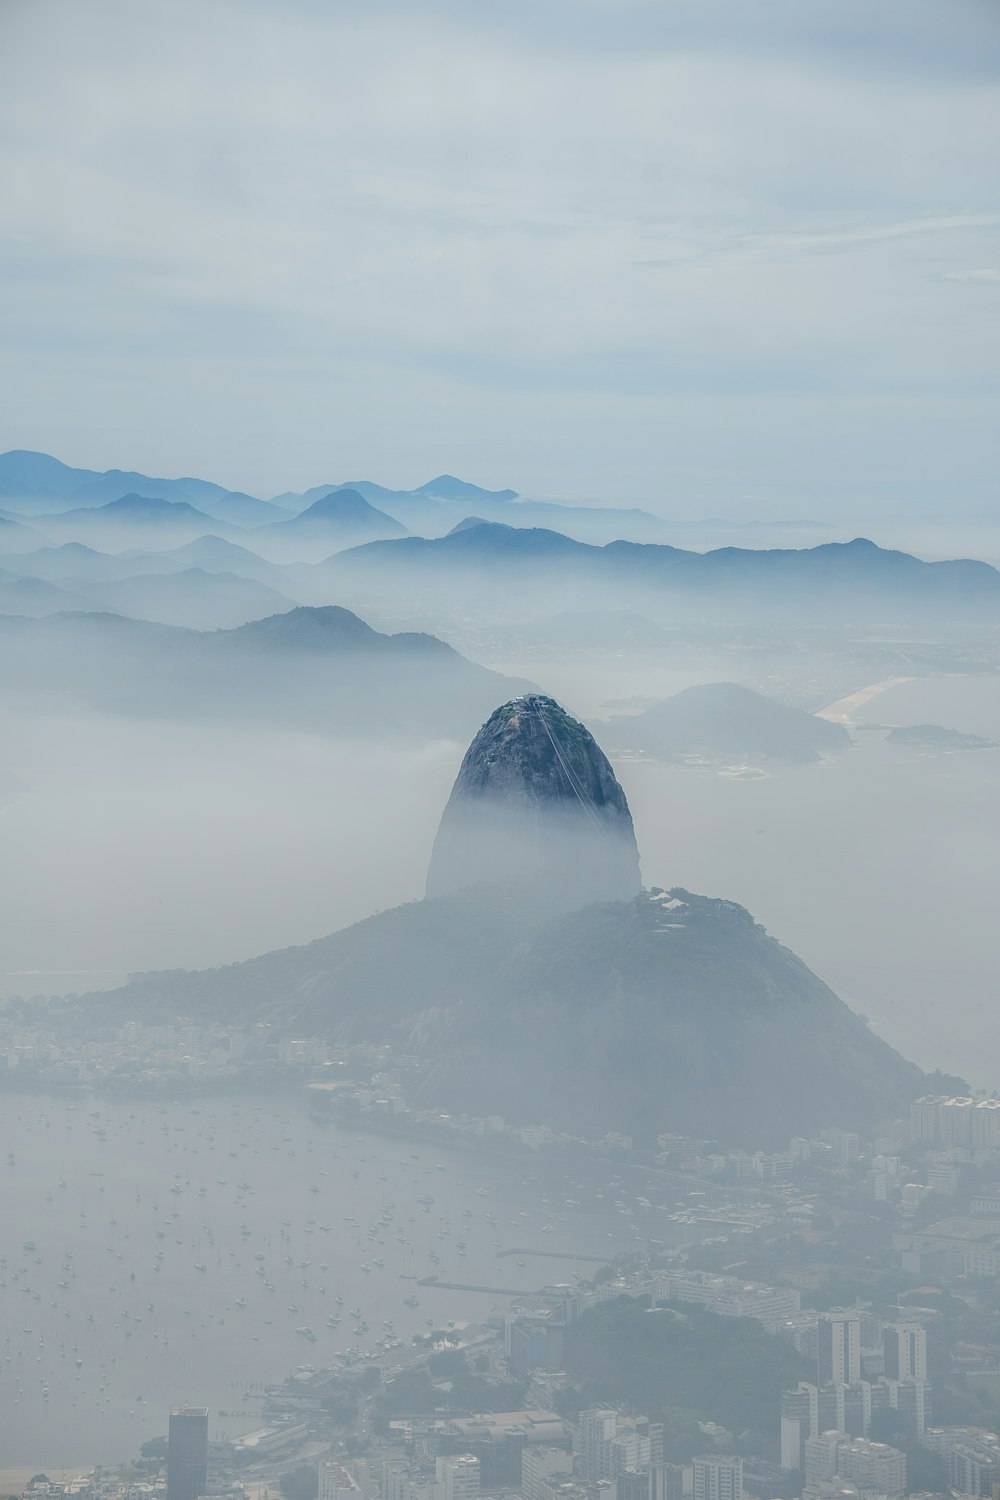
[426,694,642,903]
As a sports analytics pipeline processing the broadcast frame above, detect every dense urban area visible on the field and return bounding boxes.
[7,1017,1000,1500]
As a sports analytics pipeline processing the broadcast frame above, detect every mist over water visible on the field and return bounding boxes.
[0,1094,690,1467]
[0,710,461,1000]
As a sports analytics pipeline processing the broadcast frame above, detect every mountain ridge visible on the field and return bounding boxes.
[325,525,1000,617]
[71,882,923,1147]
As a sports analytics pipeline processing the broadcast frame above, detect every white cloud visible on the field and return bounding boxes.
[937,268,1000,283]
[0,0,997,511]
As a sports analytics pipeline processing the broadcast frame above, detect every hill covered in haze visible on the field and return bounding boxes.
[0,450,673,546]
[76,880,921,1146]
[608,682,852,765]
[0,605,532,738]
[325,524,1000,623]
[74,695,923,1146]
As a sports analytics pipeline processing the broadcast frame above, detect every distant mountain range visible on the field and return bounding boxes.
[0,450,676,546]
[0,604,533,738]
[252,487,407,559]
[62,567,296,631]
[273,473,519,509]
[607,683,852,765]
[2,482,997,634]
[0,450,279,528]
[0,573,100,618]
[325,522,1000,620]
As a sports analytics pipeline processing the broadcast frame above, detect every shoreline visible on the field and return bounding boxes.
[815,675,915,724]
[0,1470,94,1495]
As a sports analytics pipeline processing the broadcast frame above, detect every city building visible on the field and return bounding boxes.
[803,1434,905,1499]
[883,1323,927,1383]
[655,1271,801,1333]
[781,1384,819,1470]
[691,1456,742,1500]
[522,1447,573,1500]
[434,1456,480,1500]
[648,1467,685,1500]
[818,1314,861,1386]
[319,1463,360,1500]
[167,1408,209,1500]
[922,1428,1000,1495]
[616,1474,648,1500]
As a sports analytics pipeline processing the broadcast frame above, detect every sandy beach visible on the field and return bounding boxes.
[816,676,915,724]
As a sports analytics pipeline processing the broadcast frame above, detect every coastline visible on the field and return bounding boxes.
[815,675,915,724]
[0,1471,92,1496]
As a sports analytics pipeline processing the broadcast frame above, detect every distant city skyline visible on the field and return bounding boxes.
[1,0,998,516]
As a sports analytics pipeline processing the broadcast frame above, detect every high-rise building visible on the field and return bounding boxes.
[167,1407,208,1500]
[320,1462,360,1500]
[923,1429,1000,1496]
[803,1433,905,1499]
[435,1456,480,1500]
[578,1411,620,1485]
[576,1410,652,1487]
[781,1384,819,1470]
[522,1447,573,1500]
[877,1375,928,1438]
[883,1323,927,1382]
[617,1473,648,1500]
[648,1466,685,1500]
[817,1313,861,1386]
[539,1482,593,1500]
[691,1456,742,1500]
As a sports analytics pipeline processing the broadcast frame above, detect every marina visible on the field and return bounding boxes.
[0,1094,703,1467]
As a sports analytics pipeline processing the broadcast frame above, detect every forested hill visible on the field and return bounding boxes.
[562,1295,810,1459]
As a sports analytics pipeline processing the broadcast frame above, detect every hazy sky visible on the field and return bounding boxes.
[1,0,998,514]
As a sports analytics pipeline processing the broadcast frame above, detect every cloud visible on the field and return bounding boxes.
[0,0,997,511]
[936,268,1000,284]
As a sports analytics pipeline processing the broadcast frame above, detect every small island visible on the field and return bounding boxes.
[886,723,998,751]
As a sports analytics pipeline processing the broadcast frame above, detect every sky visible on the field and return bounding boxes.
[1,0,998,515]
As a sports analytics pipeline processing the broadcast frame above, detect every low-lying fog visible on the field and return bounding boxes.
[3,667,998,1089]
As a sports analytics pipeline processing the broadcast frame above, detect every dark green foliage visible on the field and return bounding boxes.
[321,1390,361,1427]
[563,1297,810,1456]
[658,1408,706,1463]
[879,1436,948,1495]
[374,1359,527,1429]
[428,1349,468,1377]
[279,1467,318,1500]
[139,1438,168,1459]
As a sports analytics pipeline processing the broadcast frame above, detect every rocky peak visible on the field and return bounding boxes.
[426,694,642,903]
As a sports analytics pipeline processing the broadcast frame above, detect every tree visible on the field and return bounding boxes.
[869,1410,909,1444]
[279,1467,318,1500]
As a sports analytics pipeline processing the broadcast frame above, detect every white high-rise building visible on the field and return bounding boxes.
[817,1313,861,1386]
[691,1456,742,1500]
[522,1447,573,1500]
[780,1384,819,1470]
[435,1456,480,1500]
[804,1433,905,1498]
[883,1322,927,1382]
